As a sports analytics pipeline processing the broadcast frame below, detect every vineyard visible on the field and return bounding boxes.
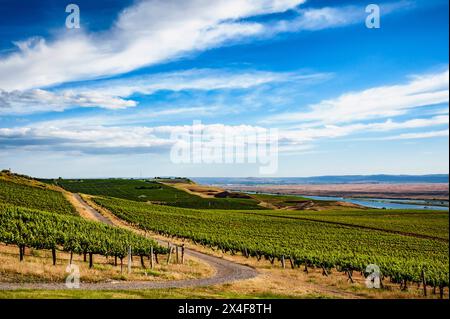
[0,203,167,267]
[1,172,448,297]
[0,175,167,271]
[49,178,264,210]
[251,209,449,240]
[94,196,449,294]
[0,179,76,215]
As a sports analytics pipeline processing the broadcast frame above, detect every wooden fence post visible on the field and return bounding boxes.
[181,245,185,264]
[140,255,146,268]
[127,246,132,274]
[52,248,57,266]
[150,246,154,269]
[281,255,286,269]
[167,245,173,265]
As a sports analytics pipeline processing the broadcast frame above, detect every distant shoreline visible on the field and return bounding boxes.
[192,174,449,186]
[219,183,449,201]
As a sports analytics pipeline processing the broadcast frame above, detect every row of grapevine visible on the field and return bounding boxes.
[0,203,168,265]
[94,196,449,292]
[266,208,449,240]
[0,179,76,215]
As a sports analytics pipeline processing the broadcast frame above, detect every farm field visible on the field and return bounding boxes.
[0,203,166,262]
[0,173,170,283]
[246,207,449,240]
[1,0,449,308]
[0,178,76,215]
[48,179,264,210]
[1,172,449,299]
[94,196,449,292]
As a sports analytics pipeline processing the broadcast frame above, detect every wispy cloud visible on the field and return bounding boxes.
[0,123,276,155]
[0,68,323,114]
[271,1,411,32]
[281,115,449,143]
[0,89,136,114]
[269,68,449,124]
[1,114,447,155]
[378,129,449,140]
[79,69,319,96]
[365,115,449,131]
[0,0,306,91]
[26,105,222,128]
[0,0,408,93]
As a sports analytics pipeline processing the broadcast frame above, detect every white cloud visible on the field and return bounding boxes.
[272,6,365,32]
[89,69,310,95]
[27,106,221,128]
[270,69,450,124]
[281,115,449,144]
[0,68,312,114]
[379,130,449,140]
[0,89,136,114]
[366,115,449,131]
[0,0,306,91]
[0,122,275,155]
[0,1,409,92]
[1,114,447,155]
[0,125,172,152]
[256,1,412,38]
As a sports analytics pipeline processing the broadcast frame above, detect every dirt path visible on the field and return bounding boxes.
[0,250,256,290]
[71,193,114,225]
[0,194,257,291]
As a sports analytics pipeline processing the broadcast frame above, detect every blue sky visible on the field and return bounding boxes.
[0,0,448,178]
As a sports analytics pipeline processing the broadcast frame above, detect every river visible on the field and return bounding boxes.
[303,195,449,211]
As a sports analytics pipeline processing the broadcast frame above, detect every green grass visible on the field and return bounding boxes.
[0,179,75,215]
[94,196,449,288]
[49,179,264,210]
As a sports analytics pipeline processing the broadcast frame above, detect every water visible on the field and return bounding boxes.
[233,190,449,211]
[304,195,449,211]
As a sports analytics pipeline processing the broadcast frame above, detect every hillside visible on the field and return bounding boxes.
[0,171,448,299]
[45,178,265,210]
